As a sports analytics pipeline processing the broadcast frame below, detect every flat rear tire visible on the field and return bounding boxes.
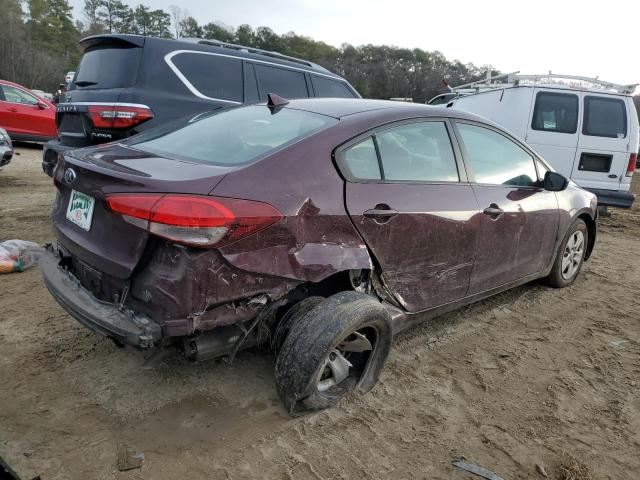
[275,291,392,415]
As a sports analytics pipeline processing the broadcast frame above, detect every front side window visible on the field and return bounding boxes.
[531,92,579,134]
[311,76,356,98]
[457,123,538,187]
[254,64,309,100]
[343,137,381,180]
[0,85,38,105]
[375,122,459,182]
[172,52,243,102]
[583,96,627,138]
[129,105,336,166]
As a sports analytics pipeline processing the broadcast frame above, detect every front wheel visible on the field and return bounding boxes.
[275,291,392,415]
[544,218,588,288]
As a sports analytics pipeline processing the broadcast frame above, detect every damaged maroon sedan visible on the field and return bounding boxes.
[42,96,597,414]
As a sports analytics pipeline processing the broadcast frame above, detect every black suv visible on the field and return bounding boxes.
[42,34,360,175]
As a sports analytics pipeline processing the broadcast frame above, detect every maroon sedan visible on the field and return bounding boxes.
[41,96,597,414]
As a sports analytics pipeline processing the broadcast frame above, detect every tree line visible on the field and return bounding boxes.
[0,0,494,101]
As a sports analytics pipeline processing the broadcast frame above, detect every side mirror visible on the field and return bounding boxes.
[36,101,48,109]
[544,171,568,191]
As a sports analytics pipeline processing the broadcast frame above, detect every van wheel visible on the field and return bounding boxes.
[275,291,392,415]
[271,296,324,354]
[544,218,588,288]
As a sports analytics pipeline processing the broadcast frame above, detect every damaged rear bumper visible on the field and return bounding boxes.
[41,247,162,348]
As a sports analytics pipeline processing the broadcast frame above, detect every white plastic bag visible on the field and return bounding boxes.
[0,240,43,274]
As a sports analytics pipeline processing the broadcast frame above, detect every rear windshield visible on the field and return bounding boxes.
[72,46,141,89]
[129,106,338,166]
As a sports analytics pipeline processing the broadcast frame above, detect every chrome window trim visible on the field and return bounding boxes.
[164,49,359,103]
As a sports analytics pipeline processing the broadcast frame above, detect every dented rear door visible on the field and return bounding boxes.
[340,119,481,312]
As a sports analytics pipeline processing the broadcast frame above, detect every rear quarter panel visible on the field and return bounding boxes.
[211,118,376,282]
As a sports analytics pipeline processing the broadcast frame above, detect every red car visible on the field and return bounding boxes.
[0,79,56,142]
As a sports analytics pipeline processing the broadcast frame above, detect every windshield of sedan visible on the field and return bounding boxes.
[129,106,338,166]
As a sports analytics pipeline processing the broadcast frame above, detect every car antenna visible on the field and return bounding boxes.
[267,93,289,113]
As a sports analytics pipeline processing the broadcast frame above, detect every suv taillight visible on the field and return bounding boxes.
[105,194,283,247]
[627,153,637,177]
[88,105,154,129]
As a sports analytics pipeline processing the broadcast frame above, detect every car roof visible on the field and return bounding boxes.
[279,98,491,123]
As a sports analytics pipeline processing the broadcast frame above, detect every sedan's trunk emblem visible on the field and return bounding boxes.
[64,168,76,184]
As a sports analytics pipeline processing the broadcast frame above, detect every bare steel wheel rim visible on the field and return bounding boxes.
[316,329,375,393]
[561,230,585,280]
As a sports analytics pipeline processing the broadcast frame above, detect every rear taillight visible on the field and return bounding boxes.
[105,194,283,247]
[88,105,154,129]
[627,153,637,177]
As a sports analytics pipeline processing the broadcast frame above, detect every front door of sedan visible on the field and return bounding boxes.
[339,119,481,312]
[0,84,54,138]
[453,121,560,294]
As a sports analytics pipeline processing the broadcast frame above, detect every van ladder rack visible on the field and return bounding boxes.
[181,37,331,73]
[451,71,637,95]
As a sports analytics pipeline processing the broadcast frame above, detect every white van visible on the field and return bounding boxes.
[446,73,638,208]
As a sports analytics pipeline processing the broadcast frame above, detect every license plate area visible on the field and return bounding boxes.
[66,190,95,231]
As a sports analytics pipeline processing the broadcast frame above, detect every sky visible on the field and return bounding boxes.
[68,0,640,88]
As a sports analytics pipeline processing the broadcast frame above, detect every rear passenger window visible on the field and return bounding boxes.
[343,137,381,180]
[457,123,538,187]
[376,122,459,182]
[172,53,243,102]
[531,92,578,134]
[254,64,309,100]
[583,96,627,138]
[311,76,356,98]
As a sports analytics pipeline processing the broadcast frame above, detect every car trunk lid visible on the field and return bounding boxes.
[52,144,233,280]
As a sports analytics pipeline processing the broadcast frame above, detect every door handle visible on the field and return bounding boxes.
[363,204,398,224]
[483,203,504,219]
[8,108,17,112]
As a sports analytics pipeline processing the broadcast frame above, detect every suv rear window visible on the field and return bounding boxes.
[583,96,627,138]
[129,105,337,166]
[73,47,141,89]
[171,52,243,102]
[311,76,356,98]
[531,92,579,134]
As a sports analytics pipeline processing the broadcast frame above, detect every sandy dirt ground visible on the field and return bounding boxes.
[1,146,639,480]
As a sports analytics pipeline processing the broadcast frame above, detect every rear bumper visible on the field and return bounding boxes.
[42,139,74,176]
[41,246,161,348]
[585,188,635,209]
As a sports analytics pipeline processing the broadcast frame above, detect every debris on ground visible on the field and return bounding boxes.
[535,462,549,477]
[0,240,42,274]
[452,459,504,480]
[116,443,145,471]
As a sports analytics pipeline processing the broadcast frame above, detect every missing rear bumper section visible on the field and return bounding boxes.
[41,247,161,348]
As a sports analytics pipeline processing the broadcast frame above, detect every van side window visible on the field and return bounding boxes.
[343,137,381,180]
[172,53,243,102]
[531,92,578,134]
[311,76,356,98]
[457,123,537,187]
[254,64,309,100]
[583,96,627,138]
[376,121,459,182]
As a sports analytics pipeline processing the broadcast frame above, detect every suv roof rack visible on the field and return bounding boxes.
[450,71,638,95]
[180,37,333,74]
